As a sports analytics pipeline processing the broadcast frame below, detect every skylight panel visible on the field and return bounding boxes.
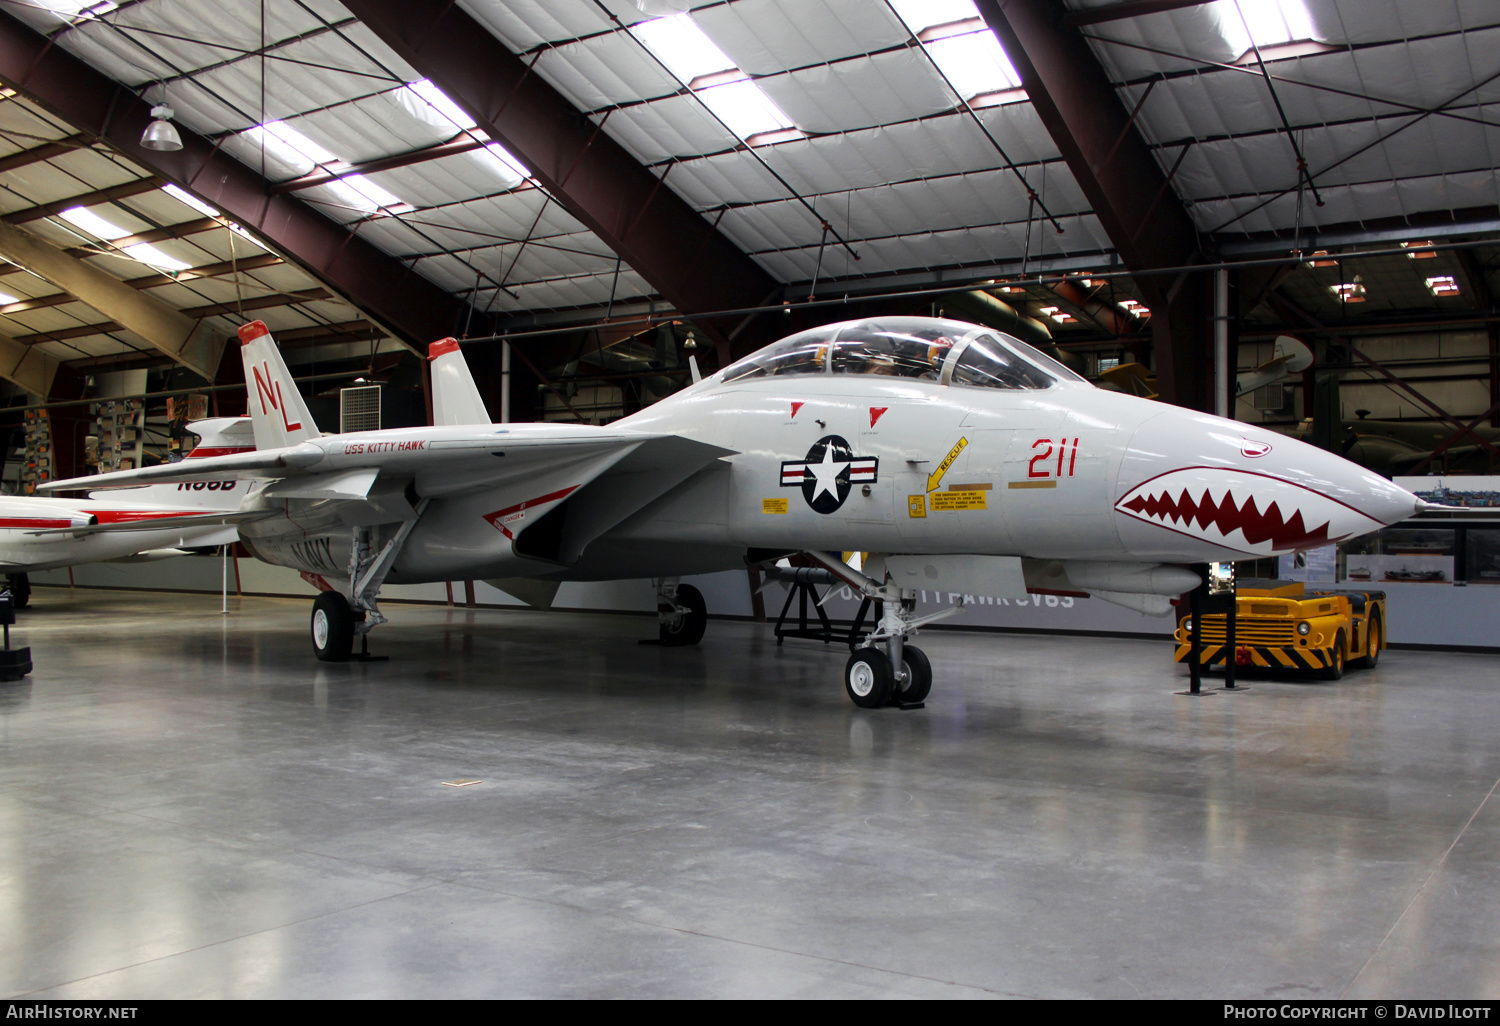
[476,142,529,189]
[244,120,338,177]
[631,13,736,84]
[162,183,221,219]
[887,0,1021,102]
[1427,276,1460,296]
[0,290,19,306]
[888,0,980,32]
[324,174,405,215]
[696,80,794,140]
[404,79,476,131]
[925,30,1021,99]
[33,0,116,22]
[59,207,129,241]
[1213,0,1316,58]
[630,13,797,143]
[122,244,191,272]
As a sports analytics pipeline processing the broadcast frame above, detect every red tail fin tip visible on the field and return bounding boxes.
[238,320,270,346]
[428,337,461,360]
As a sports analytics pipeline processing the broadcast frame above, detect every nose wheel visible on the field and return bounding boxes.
[845,644,932,708]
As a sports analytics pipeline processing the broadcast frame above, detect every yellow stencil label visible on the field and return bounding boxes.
[762,498,789,514]
[907,494,927,518]
[931,490,987,511]
[926,436,969,492]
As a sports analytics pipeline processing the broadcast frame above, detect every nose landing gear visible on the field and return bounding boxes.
[805,551,958,708]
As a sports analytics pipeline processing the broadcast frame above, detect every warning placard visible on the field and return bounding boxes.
[762,498,789,514]
[931,490,987,511]
[907,494,927,518]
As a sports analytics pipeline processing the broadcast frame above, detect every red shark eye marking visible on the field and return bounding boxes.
[1121,488,1332,551]
[251,363,302,432]
[1241,439,1272,458]
[790,402,803,418]
[869,407,888,428]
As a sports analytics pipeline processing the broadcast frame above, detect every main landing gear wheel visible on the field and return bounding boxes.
[6,573,29,609]
[659,583,707,647]
[845,647,894,708]
[311,591,355,662]
[894,644,932,704]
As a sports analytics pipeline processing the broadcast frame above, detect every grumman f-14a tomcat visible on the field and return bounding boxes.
[44,316,1423,707]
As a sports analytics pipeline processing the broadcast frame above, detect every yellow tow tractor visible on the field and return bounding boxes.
[1173,579,1386,680]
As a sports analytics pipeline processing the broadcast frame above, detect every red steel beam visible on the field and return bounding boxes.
[2,176,163,224]
[977,0,1211,411]
[1063,0,1215,28]
[0,8,471,359]
[340,0,780,357]
[0,132,89,173]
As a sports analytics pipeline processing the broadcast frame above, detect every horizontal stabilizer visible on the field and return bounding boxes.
[25,509,273,538]
[38,445,318,491]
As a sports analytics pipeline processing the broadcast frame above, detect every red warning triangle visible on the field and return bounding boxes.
[790,402,803,418]
[869,407,888,428]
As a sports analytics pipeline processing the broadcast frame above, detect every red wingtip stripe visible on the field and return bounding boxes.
[428,337,460,360]
[238,320,270,346]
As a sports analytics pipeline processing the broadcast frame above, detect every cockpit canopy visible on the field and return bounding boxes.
[718,317,1088,391]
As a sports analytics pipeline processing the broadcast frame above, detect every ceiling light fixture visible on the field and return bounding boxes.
[1330,278,1366,302]
[1426,276,1460,296]
[1402,241,1437,259]
[141,102,182,152]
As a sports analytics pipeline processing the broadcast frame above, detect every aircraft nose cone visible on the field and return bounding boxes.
[1116,411,1418,559]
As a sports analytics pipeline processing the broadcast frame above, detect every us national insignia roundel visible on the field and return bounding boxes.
[780,434,878,514]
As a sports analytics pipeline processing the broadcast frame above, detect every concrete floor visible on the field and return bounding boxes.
[1,586,1497,999]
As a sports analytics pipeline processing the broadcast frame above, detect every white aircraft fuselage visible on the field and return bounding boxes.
[231,319,1417,587]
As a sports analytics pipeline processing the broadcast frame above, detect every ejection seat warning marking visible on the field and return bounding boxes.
[926,437,968,492]
[908,494,926,518]
[931,490,987,511]
[1008,480,1057,490]
[763,498,789,514]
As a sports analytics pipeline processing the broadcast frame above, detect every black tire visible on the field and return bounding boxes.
[893,644,932,704]
[7,573,29,609]
[659,584,707,647]
[845,647,894,709]
[1351,611,1382,669]
[1321,631,1346,681]
[311,591,354,662]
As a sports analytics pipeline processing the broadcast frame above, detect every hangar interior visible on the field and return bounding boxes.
[0,0,1498,1001]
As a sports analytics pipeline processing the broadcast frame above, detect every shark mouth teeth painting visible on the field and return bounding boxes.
[1115,468,1381,556]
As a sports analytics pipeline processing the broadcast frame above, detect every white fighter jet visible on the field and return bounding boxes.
[46,318,1422,706]
[0,417,259,606]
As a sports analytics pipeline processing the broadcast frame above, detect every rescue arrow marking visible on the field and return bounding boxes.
[926,437,968,493]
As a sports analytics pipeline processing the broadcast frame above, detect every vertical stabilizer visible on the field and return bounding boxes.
[238,320,319,449]
[429,337,492,426]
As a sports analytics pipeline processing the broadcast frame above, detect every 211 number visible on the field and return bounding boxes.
[1028,437,1079,479]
